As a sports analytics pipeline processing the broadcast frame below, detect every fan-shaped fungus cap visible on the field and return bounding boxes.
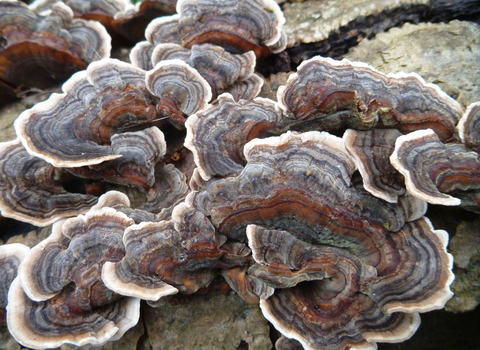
[174,0,284,57]
[145,59,212,128]
[0,1,110,97]
[102,201,236,299]
[66,126,167,191]
[185,93,284,181]
[0,243,30,326]
[391,129,480,206]
[7,191,139,349]
[144,14,182,47]
[197,131,361,241]
[15,59,159,167]
[249,224,418,350]
[139,0,285,57]
[365,217,454,314]
[7,277,140,349]
[458,101,480,153]
[153,44,256,81]
[132,43,261,100]
[344,129,406,203]
[247,216,453,350]
[18,200,134,301]
[258,241,419,350]
[0,139,98,226]
[277,56,463,141]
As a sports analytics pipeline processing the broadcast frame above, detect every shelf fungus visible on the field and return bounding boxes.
[7,193,140,349]
[29,0,129,31]
[0,243,30,326]
[0,139,98,226]
[351,174,427,233]
[66,126,167,191]
[344,129,407,203]
[185,93,285,181]
[391,129,480,206]
[15,58,211,167]
[145,59,212,128]
[0,1,110,100]
[102,201,246,300]
[177,0,285,56]
[137,163,190,215]
[131,43,262,100]
[141,0,285,58]
[277,56,463,141]
[248,218,453,350]
[30,0,176,44]
[191,131,453,350]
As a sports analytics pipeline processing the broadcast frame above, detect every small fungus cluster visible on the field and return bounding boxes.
[0,0,478,349]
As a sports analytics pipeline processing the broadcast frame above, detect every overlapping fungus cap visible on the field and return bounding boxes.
[30,0,176,44]
[142,0,285,58]
[0,139,98,226]
[278,56,463,141]
[66,126,167,191]
[138,163,190,215]
[391,128,480,206]
[185,93,285,181]
[7,191,140,349]
[15,58,210,167]
[15,59,153,167]
[102,200,246,299]
[144,14,181,47]
[17,192,133,301]
[249,218,453,350]
[193,130,416,250]
[191,131,453,350]
[177,0,285,56]
[249,225,416,350]
[0,243,29,326]
[351,173,427,233]
[48,0,131,43]
[145,59,212,128]
[344,128,407,203]
[458,101,480,153]
[0,0,110,100]
[131,43,262,100]
[7,278,140,349]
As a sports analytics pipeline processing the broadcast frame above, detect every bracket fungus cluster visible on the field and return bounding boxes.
[137,0,285,59]
[0,0,110,104]
[277,56,462,142]
[7,193,140,349]
[0,0,477,349]
[131,43,263,101]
